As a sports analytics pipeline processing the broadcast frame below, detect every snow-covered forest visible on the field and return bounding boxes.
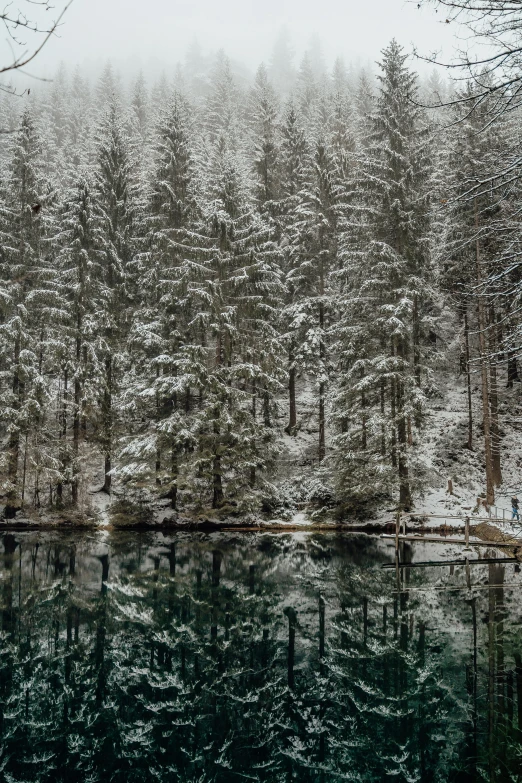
[1,33,521,521]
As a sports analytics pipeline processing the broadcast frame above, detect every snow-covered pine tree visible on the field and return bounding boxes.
[287,136,339,461]
[54,176,100,506]
[438,85,517,501]
[0,110,51,513]
[65,66,94,173]
[332,40,432,510]
[206,51,242,147]
[296,52,320,133]
[120,94,210,509]
[198,131,285,508]
[269,27,296,97]
[248,64,281,215]
[247,64,285,438]
[278,101,308,436]
[92,99,136,494]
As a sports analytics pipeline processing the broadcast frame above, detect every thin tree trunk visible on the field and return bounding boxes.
[7,334,21,496]
[507,353,520,388]
[57,367,68,506]
[390,343,397,470]
[380,379,386,456]
[412,294,422,432]
[413,294,421,388]
[395,337,411,510]
[21,432,28,508]
[489,305,502,487]
[475,200,495,506]
[464,306,473,450]
[155,366,161,487]
[361,389,367,450]
[287,347,297,435]
[169,392,178,510]
[81,345,87,436]
[102,355,112,494]
[318,259,326,461]
[170,446,178,510]
[250,383,256,488]
[73,256,84,510]
[263,384,270,428]
[212,333,224,508]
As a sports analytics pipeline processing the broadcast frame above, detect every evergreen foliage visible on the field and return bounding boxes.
[0,39,520,517]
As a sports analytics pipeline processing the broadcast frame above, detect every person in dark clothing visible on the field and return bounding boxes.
[512,496,520,521]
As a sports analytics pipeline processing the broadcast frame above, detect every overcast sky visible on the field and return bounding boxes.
[11,0,458,80]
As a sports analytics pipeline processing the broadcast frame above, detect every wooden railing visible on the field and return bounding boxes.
[386,510,521,551]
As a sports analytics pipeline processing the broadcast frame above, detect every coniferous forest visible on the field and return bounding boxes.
[4,4,522,782]
[1,33,521,522]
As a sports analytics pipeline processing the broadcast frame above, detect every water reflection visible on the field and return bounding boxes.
[0,531,521,782]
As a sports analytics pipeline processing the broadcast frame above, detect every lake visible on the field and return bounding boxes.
[0,530,521,782]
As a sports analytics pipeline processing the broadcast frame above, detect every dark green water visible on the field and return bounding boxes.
[0,530,521,782]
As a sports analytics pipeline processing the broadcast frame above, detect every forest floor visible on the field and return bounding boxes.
[3,365,522,536]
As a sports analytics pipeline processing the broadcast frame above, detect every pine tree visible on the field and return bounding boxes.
[248,64,281,213]
[197,133,285,508]
[55,176,99,506]
[288,137,339,461]
[269,27,295,96]
[333,41,432,510]
[0,110,49,513]
[92,99,136,494]
[120,95,208,509]
[279,101,308,435]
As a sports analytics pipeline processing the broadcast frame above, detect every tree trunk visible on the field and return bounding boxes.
[488,305,502,486]
[57,367,68,506]
[287,348,297,435]
[361,389,367,450]
[155,365,161,486]
[263,384,270,428]
[413,294,421,387]
[250,383,256,487]
[169,390,178,508]
[475,201,495,506]
[102,355,112,494]
[72,330,81,507]
[507,353,520,388]
[212,448,223,508]
[380,379,386,456]
[395,337,411,510]
[464,306,473,451]
[170,446,178,510]
[7,334,21,496]
[390,346,397,470]
[213,333,224,508]
[318,260,326,461]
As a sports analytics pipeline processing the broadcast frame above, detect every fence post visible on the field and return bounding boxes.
[465,516,470,548]
[395,509,400,553]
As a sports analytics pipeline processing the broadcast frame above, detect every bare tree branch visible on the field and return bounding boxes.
[415,0,522,119]
[0,0,74,94]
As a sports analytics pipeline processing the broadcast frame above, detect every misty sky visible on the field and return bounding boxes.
[15,0,458,79]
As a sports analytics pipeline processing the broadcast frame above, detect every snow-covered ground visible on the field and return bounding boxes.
[270,364,522,533]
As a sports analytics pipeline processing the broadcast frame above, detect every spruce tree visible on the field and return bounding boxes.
[0,110,48,513]
[92,99,136,494]
[333,41,432,509]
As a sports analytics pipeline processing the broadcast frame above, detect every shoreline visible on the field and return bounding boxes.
[0,520,467,534]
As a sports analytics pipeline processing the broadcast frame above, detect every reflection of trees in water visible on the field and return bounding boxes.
[0,533,521,781]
